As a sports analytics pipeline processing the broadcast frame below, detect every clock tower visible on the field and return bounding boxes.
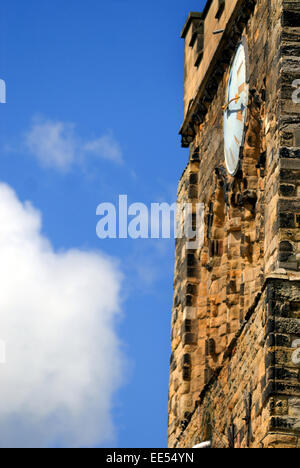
[169,0,300,448]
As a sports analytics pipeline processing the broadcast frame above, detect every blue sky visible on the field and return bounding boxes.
[0,0,206,448]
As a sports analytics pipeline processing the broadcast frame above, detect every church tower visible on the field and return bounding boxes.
[169,0,300,448]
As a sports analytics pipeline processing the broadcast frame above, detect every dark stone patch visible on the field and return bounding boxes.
[279,212,295,228]
[183,333,197,346]
[282,10,300,28]
[280,147,300,159]
[280,184,296,197]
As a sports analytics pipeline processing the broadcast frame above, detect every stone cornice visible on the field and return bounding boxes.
[181,12,204,39]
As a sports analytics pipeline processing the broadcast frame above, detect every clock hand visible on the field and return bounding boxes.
[222,95,240,111]
[228,107,245,113]
[227,103,247,116]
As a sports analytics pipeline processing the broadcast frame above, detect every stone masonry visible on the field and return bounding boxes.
[168,0,300,448]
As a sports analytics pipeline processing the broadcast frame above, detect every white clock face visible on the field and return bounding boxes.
[224,42,249,176]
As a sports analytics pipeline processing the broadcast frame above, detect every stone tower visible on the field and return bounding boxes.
[168,0,300,448]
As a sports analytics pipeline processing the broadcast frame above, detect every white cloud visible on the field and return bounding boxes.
[83,134,123,164]
[0,183,125,448]
[24,117,123,171]
[24,118,77,171]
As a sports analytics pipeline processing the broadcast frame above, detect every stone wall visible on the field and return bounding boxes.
[168,0,300,448]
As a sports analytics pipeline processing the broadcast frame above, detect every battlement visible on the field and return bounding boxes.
[181,0,244,119]
[180,0,259,147]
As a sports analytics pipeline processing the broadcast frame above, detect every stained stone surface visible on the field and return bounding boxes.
[169,0,300,449]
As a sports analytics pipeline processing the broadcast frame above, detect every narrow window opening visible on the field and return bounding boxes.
[215,0,225,20]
